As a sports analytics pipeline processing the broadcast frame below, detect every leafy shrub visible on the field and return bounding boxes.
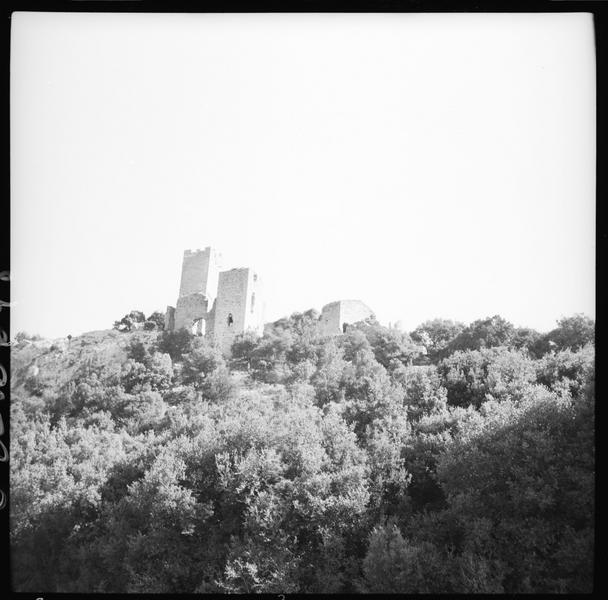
[445,315,515,354]
[543,314,595,353]
[157,328,195,361]
[146,311,166,331]
[437,347,536,408]
[113,310,146,332]
[410,319,465,363]
[181,338,235,401]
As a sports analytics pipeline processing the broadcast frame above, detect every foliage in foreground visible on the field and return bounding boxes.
[10,313,594,593]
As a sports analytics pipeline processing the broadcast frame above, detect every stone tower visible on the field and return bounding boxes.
[171,247,222,333]
[166,248,264,354]
[212,268,264,353]
[178,247,221,302]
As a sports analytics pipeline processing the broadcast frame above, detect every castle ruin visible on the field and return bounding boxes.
[166,247,374,353]
[165,247,265,353]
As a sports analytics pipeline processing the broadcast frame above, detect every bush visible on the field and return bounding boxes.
[157,329,195,361]
[393,365,448,421]
[435,390,594,592]
[113,310,146,332]
[542,314,595,353]
[181,338,235,401]
[437,347,536,408]
[147,311,166,331]
[353,322,422,371]
[445,315,515,355]
[14,331,43,342]
[410,319,465,363]
[535,344,594,400]
[230,331,261,371]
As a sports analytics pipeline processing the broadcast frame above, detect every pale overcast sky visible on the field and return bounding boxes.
[11,12,595,339]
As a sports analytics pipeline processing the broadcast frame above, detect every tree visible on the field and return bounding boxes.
[410,319,465,362]
[542,314,594,353]
[126,338,151,363]
[334,330,403,440]
[437,347,536,408]
[181,338,234,401]
[157,329,195,361]
[120,354,173,395]
[311,339,348,406]
[266,309,320,338]
[146,311,166,331]
[359,523,486,593]
[446,315,515,355]
[113,310,146,332]
[10,415,129,592]
[230,331,261,371]
[14,331,44,343]
[535,344,594,400]
[258,309,324,382]
[434,389,594,593]
[354,322,422,371]
[249,329,294,383]
[510,327,543,356]
[393,365,448,421]
[9,309,595,594]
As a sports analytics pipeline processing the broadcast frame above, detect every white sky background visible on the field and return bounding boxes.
[11,12,595,339]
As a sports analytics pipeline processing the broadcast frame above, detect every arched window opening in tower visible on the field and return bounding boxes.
[192,318,205,336]
[227,313,234,327]
[343,322,348,333]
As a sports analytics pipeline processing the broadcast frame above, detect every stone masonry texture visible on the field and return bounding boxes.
[178,247,221,301]
[166,249,264,354]
[212,268,264,354]
[318,299,374,335]
[167,247,371,354]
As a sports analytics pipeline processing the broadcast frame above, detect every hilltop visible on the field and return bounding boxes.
[12,329,132,390]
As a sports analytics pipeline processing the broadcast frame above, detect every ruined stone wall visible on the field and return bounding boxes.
[319,299,374,336]
[167,246,374,348]
[318,301,342,336]
[339,299,374,329]
[212,268,264,353]
[174,292,209,332]
[178,247,222,302]
[246,272,265,338]
[205,302,216,338]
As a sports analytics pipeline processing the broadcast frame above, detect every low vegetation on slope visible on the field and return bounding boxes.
[10,312,594,593]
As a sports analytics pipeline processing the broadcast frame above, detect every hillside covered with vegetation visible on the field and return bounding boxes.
[10,312,594,593]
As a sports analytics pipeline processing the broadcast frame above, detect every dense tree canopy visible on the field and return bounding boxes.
[445,314,516,354]
[410,318,465,362]
[10,312,595,593]
[543,314,595,352]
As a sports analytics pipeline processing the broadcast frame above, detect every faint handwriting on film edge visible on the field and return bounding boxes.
[0,270,8,510]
